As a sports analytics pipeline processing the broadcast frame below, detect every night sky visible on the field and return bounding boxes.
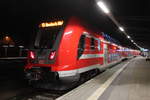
[0,0,103,47]
[0,0,150,49]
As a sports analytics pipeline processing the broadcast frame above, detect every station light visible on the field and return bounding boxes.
[131,40,134,42]
[19,45,24,48]
[127,35,130,39]
[96,1,140,50]
[119,27,125,32]
[97,1,110,14]
[5,36,9,40]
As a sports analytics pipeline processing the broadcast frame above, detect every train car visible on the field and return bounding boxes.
[24,17,139,90]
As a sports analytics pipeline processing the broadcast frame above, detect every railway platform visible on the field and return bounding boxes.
[56,56,150,100]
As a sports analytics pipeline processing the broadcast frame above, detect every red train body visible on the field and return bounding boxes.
[24,17,140,90]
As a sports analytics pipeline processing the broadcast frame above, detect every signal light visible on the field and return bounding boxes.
[29,51,35,59]
[49,51,56,60]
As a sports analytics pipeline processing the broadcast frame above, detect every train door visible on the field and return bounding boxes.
[104,43,108,64]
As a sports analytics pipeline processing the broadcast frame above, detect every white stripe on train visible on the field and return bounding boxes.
[58,58,123,77]
[79,54,104,59]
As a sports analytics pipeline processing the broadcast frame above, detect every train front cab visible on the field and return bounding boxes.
[24,18,87,83]
[24,19,67,83]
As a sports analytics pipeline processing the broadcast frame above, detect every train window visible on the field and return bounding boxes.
[91,38,95,50]
[98,40,101,51]
[78,35,85,59]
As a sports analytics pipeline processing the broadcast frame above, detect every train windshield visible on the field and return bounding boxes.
[35,27,62,49]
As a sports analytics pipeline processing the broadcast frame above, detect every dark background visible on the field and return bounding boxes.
[0,0,150,49]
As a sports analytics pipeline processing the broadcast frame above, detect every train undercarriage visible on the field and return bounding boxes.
[25,67,100,90]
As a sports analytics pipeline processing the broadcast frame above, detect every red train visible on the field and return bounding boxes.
[24,17,140,90]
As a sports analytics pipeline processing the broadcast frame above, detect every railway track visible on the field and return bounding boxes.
[8,88,64,100]
[7,69,101,100]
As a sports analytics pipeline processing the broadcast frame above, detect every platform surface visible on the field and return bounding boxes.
[56,58,132,100]
[99,56,150,100]
[57,56,150,100]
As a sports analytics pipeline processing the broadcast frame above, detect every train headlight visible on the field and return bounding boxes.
[28,51,35,60]
[49,51,56,60]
